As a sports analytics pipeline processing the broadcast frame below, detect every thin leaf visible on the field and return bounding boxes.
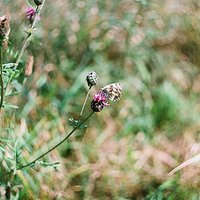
[36,161,60,167]
[3,104,19,109]
[169,153,200,176]
[68,116,87,129]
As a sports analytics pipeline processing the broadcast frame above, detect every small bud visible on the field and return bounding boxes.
[25,55,34,76]
[34,0,44,6]
[0,15,10,41]
[86,71,98,88]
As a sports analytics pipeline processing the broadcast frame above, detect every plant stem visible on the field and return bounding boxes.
[80,86,92,116]
[17,111,94,170]
[5,1,46,93]
[0,45,4,109]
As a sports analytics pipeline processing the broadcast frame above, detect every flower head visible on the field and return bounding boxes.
[91,82,123,112]
[26,7,40,23]
[0,15,10,40]
[91,91,109,112]
[26,7,36,20]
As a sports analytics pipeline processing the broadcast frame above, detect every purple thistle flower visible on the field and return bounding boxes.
[26,7,40,23]
[91,91,109,112]
[26,7,36,19]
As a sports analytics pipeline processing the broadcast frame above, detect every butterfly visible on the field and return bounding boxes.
[101,83,123,101]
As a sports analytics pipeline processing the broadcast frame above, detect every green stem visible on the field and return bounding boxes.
[0,46,4,109]
[5,1,46,93]
[80,86,92,116]
[17,111,94,170]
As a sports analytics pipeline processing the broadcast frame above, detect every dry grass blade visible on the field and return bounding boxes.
[168,153,200,176]
[25,55,34,77]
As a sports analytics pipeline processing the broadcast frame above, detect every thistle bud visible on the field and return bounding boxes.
[34,0,44,6]
[86,71,98,88]
[0,15,10,41]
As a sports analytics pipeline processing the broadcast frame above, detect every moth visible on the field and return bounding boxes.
[102,83,123,101]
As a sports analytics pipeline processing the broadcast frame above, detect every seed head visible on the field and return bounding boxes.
[86,71,98,88]
[91,91,109,112]
[0,15,10,40]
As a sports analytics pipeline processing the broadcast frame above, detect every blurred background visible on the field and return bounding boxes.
[1,0,200,199]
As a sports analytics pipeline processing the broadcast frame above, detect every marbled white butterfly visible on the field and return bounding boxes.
[102,83,123,101]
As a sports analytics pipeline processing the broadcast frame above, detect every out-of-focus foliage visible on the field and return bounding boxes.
[1,0,200,199]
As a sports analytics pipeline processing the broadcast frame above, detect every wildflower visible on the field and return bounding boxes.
[0,15,10,40]
[86,71,98,88]
[26,7,36,21]
[26,7,40,23]
[91,91,109,112]
[91,82,123,112]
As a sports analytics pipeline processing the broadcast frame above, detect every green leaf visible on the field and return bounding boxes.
[36,161,60,168]
[2,63,15,68]
[0,146,5,152]
[68,116,87,129]
[3,104,19,109]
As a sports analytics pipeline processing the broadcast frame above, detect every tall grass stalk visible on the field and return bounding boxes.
[80,86,92,116]
[0,45,3,109]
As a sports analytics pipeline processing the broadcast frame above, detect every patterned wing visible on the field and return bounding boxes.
[102,83,123,101]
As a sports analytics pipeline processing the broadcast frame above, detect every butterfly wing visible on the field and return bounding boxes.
[102,83,123,101]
